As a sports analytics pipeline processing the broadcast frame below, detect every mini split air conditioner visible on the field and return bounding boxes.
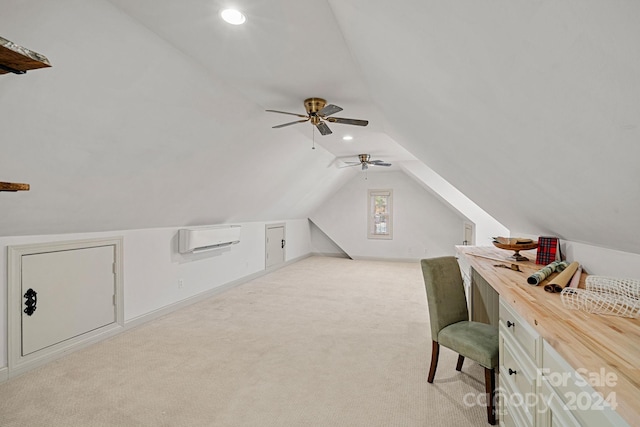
[178,225,241,254]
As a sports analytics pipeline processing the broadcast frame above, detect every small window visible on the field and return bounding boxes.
[368,189,393,239]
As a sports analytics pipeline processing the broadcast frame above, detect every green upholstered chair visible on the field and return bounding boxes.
[421,256,499,425]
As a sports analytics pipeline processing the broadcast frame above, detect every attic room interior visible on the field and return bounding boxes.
[1,1,639,426]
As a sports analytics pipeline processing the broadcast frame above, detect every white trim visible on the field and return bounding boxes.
[0,252,311,383]
[125,252,307,329]
[367,189,393,240]
[7,237,124,377]
[310,252,351,259]
[125,268,262,330]
[7,325,124,379]
[349,255,419,262]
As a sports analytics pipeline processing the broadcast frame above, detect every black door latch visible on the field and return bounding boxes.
[24,288,38,316]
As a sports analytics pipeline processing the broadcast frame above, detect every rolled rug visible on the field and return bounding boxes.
[527,260,569,285]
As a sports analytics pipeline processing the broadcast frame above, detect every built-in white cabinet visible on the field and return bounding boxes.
[498,296,628,427]
[538,339,627,427]
[499,297,540,427]
[456,247,635,427]
[456,255,473,312]
[538,377,583,427]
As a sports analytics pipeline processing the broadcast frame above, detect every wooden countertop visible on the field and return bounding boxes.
[456,245,640,425]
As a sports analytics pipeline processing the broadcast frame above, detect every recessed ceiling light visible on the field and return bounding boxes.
[343,135,353,141]
[220,9,246,25]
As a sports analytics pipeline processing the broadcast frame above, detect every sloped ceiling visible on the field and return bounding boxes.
[327,0,640,254]
[1,0,639,256]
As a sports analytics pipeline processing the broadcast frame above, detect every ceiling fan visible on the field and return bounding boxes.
[266,98,368,136]
[341,154,392,170]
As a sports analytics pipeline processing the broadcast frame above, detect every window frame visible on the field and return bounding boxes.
[367,189,393,240]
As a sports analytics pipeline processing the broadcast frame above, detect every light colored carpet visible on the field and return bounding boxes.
[0,256,489,426]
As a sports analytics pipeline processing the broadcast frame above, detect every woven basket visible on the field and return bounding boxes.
[561,276,640,318]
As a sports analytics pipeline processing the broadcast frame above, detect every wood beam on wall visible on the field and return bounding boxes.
[0,182,30,192]
[0,36,51,75]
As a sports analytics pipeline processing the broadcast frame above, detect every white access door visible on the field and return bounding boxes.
[463,222,474,246]
[265,225,285,268]
[21,245,116,356]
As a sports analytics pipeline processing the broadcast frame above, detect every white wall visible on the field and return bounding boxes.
[562,241,640,278]
[332,0,640,257]
[310,171,466,260]
[512,231,640,278]
[0,218,311,370]
[0,0,355,237]
[309,220,348,258]
[400,160,509,246]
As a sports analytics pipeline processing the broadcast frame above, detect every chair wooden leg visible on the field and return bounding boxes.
[456,355,464,371]
[427,341,440,383]
[485,367,496,425]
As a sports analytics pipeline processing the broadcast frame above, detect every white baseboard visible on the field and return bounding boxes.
[0,253,312,383]
[124,270,263,330]
[125,253,311,330]
[311,252,351,259]
[349,255,420,263]
[7,324,124,380]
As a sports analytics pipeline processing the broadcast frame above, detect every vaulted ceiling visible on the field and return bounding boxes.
[2,0,639,255]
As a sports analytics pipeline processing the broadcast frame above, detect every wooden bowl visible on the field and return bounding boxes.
[492,238,538,261]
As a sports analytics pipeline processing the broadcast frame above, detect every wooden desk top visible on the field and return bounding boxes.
[456,245,640,425]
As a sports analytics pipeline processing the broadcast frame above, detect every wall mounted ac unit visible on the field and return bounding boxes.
[178,225,241,254]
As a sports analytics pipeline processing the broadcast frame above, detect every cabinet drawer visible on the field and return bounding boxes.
[499,371,531,427]
[539,377,583,427]
[499,298,539,362]
[500,392,519,427]
[500,334,536,426]
[541,340,628,427]
[502,336,536,395]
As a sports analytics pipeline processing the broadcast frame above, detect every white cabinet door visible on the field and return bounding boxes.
[21,245,116,356]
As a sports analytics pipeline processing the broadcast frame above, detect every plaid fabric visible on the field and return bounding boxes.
[536,236,560,265]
